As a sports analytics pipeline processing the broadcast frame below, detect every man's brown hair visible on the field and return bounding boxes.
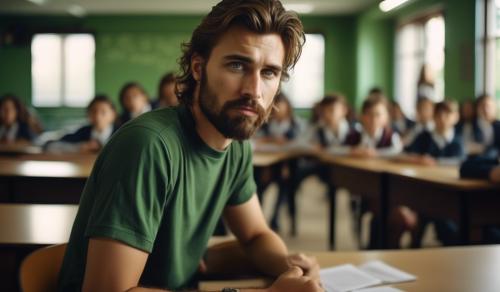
[177,0,305,105]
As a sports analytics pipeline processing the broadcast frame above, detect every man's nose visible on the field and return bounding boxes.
[241,71,262,100]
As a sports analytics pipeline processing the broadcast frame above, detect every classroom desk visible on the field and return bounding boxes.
[0,154,96,203]
[315,245,500,292]
[318,153,500,250]
[200,245,500,292]
[0,204,78,246]
[0,204,78,291]
[0,143,43,156]
[384,162,500,245]
[317,154,390,250]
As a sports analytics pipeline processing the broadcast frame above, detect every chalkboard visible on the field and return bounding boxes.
[95,32,191,100]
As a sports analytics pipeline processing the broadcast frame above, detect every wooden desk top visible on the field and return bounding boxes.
[318,152,499,191]
[0,143,43,155]
[313,245,500,292]
[384,161,498,191]
[0,204,78,245]
[0,156,95,178]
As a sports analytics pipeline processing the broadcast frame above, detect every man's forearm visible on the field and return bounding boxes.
[241,230,290,276]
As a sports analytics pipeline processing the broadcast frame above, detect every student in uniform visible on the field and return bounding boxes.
[461,131,500,243]
[346,94,403,158]
[391,100,464,248]
[342,94,402,248]
[390,100,415,137]
[474,94,500,157]
[401,100,464,165]
[455,98,482,154]
[117,82,151,126]
[253,93,305,233]
[404,97,435,145]
[58,1,321,291]
[152,72,179,109]
[45,95,117,153]
[0,94,37,143]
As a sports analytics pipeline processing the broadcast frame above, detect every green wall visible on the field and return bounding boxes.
[0,14,358,129]
[0,0,480,128]
[355,0,478,106]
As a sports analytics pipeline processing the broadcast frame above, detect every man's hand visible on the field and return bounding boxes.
[286,253,320,282]
[267,266,323,292]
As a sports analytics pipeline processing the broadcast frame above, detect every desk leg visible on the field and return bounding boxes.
[459,192,470,245]
[328,185,336,251]
[379,173,389,249]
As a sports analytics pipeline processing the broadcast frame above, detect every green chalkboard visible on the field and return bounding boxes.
[95,32,190,102]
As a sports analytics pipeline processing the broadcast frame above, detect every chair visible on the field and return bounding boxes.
[19,243,67,292]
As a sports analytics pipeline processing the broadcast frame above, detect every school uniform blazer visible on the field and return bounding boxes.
[404,130,464,158]
[460,155,499,179]
[392,117,416,135]
[344,126,395,148]
[60,125,118,144]
[16,121,36,141]
[455,119,483,143]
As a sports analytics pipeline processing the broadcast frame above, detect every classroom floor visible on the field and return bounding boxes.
[260,176,442,252]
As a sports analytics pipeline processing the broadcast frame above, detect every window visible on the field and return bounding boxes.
[281,33,325,108]
[31,33,95,107]
[395,14,445,118]
[482,0,500,113]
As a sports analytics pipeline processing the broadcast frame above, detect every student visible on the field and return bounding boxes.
[58,1,321,291]
[474,94,500,157]
[45,95,117,153]
[0,94,37,143]
[390,100,415,137]
[152,72,179,109]
[255,93,304,145]
[402,100,464,165]
[253,93,305,233]
[404,97,435,145]
[117,82,151,126]
[390,101,464,248]
[311,94,350,148]
[455,99,482,154]
[340,94,402,247]
[346,94,403,158]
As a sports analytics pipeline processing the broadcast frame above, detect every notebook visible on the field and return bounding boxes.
[320,260,416,292]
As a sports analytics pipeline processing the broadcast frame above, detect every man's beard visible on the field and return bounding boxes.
[198,70,272,141]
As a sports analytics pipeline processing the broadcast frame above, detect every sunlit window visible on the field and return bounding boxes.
[395,15,445,118]
[281,33,325,108]
[32,33,95,107]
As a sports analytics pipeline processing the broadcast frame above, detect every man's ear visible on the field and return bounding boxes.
[191,54,204,82]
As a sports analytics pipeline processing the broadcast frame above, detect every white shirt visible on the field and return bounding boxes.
[478,117,494,146]
[91,125,114,146]
[359,126,403,157]
[319,119,350,146]
[0,122,19,142]
[431,128,455,150]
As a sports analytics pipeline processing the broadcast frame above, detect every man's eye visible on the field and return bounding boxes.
[228,62,244,71]
[262,69,277,79]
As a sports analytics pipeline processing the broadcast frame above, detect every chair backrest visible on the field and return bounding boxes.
[19,243,67,292]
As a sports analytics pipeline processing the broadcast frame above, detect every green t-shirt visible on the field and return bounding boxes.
[58,105,256,291]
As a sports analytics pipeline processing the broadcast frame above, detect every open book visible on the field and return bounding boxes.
[320,260,416,292]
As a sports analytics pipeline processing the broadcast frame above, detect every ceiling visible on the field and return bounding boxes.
[0,0,381,16]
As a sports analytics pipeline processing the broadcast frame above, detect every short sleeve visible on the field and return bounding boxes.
[85,126,171,253]
[227,142,257,206]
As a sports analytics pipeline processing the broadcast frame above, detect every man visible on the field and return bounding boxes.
[58,0,322,291]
